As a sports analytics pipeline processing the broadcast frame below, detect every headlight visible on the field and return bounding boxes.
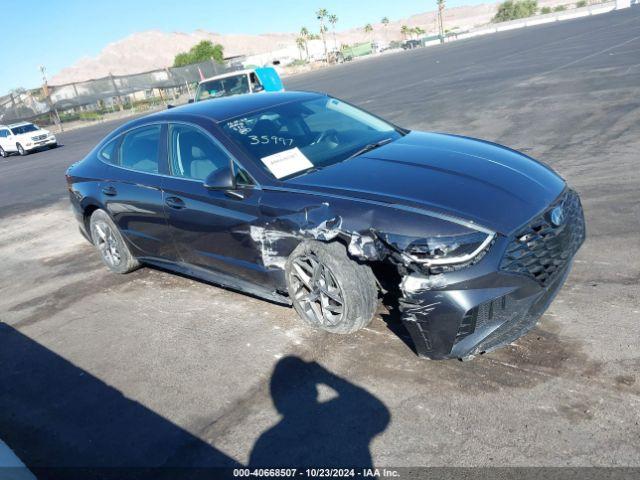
[383,231,494,266]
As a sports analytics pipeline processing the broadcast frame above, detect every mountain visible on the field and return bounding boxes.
[50,2,502,85]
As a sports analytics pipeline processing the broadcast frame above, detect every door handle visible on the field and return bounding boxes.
[224,189,245,200]
[165,196,186,209]
[102,186,117,196]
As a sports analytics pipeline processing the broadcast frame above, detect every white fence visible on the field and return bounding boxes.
[455,2,617,41]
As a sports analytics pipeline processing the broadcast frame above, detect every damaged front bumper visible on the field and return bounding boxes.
[399,190,586,360]
[400,257,572,360]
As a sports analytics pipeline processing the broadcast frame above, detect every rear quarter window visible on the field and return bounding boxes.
[99,139,119,164]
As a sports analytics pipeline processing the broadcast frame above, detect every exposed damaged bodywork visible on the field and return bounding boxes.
[66,90,586,360]
[235,187,585,360]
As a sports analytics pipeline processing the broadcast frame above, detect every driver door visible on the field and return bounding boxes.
[161,123,274,287]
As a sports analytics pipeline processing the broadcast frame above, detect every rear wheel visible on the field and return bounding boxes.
[89,209,140,274]
[0,146,6,158]
[285,241,378,334]
[16,143,26,156]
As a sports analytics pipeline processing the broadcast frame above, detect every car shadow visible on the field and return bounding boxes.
[0,324,390,477]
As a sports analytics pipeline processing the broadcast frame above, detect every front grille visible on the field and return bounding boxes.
[473,266,569,354]
[500,189,585,286]
[32,134,47,141]
[454,295,518,344]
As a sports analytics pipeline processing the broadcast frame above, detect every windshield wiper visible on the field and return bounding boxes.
[347,138,394,160]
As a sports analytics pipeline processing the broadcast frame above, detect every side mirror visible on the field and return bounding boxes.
[253,85,264,93]
[203,167,235,190]
[188,98,195,104]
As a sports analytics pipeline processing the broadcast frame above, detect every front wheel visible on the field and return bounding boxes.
[16,143,26,156]
[285,241,378,334]
[89,209,140,274]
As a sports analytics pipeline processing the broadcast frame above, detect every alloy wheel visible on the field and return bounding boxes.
[17,144,25,155]
[92,221,122,268]
[290,252,345,327]
[0,147,6,158]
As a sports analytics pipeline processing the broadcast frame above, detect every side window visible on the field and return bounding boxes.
[0,130,8,138]
[99,139,118,164]
[119,125,161,174]
[168,124,231,181]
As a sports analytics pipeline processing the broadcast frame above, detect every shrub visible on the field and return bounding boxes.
[576,0,587,6]
[79,112,102,121]
[493,0,538,22]
[541,6,552,13]
[554,4,567,10]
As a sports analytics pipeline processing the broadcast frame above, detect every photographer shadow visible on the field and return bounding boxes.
[0,324,389,476]
[249,356,390,468]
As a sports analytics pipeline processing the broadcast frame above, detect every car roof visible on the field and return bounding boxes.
[7,122,34,128]
[199,69,256,83]
[149,91,325,123]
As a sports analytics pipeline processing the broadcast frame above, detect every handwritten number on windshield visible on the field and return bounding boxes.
[249,135,294,146]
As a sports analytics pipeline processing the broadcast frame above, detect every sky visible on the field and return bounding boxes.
[0,0,487,94]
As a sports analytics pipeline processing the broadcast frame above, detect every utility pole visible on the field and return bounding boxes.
[437,0,446,44]
[40,66,63,133]
[109,72,124,111]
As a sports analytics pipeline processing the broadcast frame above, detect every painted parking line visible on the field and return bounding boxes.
[0,440,36,480]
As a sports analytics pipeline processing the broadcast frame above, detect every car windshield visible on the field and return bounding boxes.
[221,97,402,180]
[195,75,251,101]
[11,124,39,135]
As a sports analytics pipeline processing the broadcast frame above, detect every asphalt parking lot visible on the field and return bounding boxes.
[1,7,639,472]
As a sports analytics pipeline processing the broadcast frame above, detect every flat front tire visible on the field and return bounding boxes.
[89,209,140,274]
[285,241,378,334]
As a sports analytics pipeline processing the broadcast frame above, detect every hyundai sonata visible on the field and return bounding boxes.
[66,92,585,360]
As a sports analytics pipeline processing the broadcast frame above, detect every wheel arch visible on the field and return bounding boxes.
[81,203,102,240]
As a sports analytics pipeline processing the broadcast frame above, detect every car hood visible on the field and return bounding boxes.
[287,131,565,235]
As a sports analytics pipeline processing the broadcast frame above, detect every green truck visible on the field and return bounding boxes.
[339,42,373,62]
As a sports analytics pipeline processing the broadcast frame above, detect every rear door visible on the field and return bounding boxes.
[160,122,274,287]
[101,123,176,260]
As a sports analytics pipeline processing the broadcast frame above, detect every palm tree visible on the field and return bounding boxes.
[364,23,373,42]
[401,25,410,40]
[328,14,338,51]
[316,8,329,62]
[296,37,306,61]
[381,17,390,42]
[300,27,310,60]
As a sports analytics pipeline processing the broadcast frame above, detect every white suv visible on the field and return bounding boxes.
[0,122,57,157]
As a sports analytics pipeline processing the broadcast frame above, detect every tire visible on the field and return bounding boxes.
[89,209,140,274]
[16,143,26,156]
[285,240,378,334]
[0,146,6,158]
